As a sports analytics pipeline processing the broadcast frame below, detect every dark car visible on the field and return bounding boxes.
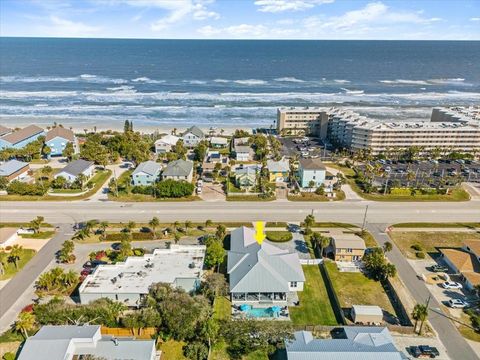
[429,264,449,273]
[411,345,440,358]
[81,268,92,276]
[83,260,107,269]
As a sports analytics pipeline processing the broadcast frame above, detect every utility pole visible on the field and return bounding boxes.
[383,176,390,196]
[361,205,369,231]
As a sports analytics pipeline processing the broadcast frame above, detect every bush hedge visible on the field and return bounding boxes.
[103,232,154,241]
[265,231,293,242]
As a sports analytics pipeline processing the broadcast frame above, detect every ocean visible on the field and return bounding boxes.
[0,38,479,131]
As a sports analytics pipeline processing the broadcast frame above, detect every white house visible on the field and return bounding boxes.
[234,145,253,162]
[182,126,205,147]
[54,159,95,183]
[154,134,180,154]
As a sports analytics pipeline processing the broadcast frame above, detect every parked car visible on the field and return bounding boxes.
[196,187,202,194]
[197,179,203,187]
[410,345,440,358]
[429,264,449,273]
[447,299,469,308]
[83,260,107,269]
[441,281,462,289]
[81,268,93,276]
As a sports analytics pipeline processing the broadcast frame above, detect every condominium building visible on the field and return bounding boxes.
[277,106,480,154]
[276,107,329,137]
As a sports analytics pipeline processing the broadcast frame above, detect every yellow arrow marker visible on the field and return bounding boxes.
[254,221,266,244]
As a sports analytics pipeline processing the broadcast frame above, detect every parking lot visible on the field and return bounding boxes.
[279,136,333,160]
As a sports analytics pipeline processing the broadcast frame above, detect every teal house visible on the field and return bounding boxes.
[131,161,161,186]
[0,125,44,150]
[45,127,78,156]
[298,158,326,188]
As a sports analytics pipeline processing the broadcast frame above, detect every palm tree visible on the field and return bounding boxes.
[311,232,330,257]
[205,219,213,228]
[63,270,78,287]
[8,245,23,269]
[173,221,180,233]
[383,241,393,253]
[149,217,160,239]
[185,220,192,235]
[174,232,181,244]
[125,221,136,233]
[303,214,315,231]
[77,173,87,189]
[0,252,7,275]
[14,312,35,339]
[412,303,429,335]
[29,216,44,234]
[98,221,109,240]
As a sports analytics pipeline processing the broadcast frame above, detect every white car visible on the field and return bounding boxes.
[197,179,203,187]
[301,151,309,157]
[441,281,462,289]
[448,299,468,308]
[196,187,202,194]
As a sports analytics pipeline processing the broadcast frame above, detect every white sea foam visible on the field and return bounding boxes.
[79,74,97,79]
[131,77,166,84]
[379,79,430,85]
[0,76,79,83]
[106,85,136,92]
[334,79,350,84]
[213,79,230,83]
[274,77,305,83]
[184,80,207,85]
[233,79,268,85]
[341,88,364,95]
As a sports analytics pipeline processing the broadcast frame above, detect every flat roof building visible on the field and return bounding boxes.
[79,245,206,307]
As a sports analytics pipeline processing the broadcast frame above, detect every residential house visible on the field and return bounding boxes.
[234,145,253,162]
[17,325,157,360]
[162,159,193,182]
[297,158,326,188]
[0,228,18,249]
[202,151,227,174]
[267,158,290,182]
[0,125,11,137]
[440,242,480,291]
[0,159,30,182]
[285,327,404,360]
[330,232,366,262]
[182,126,205,147]
[45,127,78,156]
[131,160,161,186]
[210,136,228,148]
[0,125,45,150]
[154,134,180,154]
[351,305,384,325]
[54,159,95,183]
[227,226,305,306]
[234,165,258,189]
[79,245,205,307]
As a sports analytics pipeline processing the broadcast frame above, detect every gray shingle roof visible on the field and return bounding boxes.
[286,328,404,360]
[299,158,326,171]
[59,159,94,176]
[227,227,305,293]
[132,160,161,176]
[163,159,193,177]
[0,159,29,176]
[1,125,44,145]
[183,125,204,138]
[235,145,252,153]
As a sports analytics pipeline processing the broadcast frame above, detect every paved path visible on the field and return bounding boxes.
[367,223,479,360]
[0,224,74,332]
[88,163,130,201]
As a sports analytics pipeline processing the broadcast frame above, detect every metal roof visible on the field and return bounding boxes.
[267,158,290,173]
[227,227,305,293]
[1,125,44,145]
[58,159,94,177]
[183,125,204,138]
[210,137,228,145]
[352,305,383,316]
[132,160,161,177]
[0,159,29,176]
[332,233,366,250]
[45,127,75,142]
[155,134,179,146]
[162,159,193,177]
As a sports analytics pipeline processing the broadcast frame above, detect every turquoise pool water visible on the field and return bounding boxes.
[242,306,279,318]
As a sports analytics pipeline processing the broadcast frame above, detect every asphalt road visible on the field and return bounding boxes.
[368,223,479,360]
[1,199,479,224]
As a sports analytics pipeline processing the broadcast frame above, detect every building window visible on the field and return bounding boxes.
[290,281,297,288]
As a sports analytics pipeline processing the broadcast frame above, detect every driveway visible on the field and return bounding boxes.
[265,231,310,259]
[199,183,225,201]
[89,162,131,201]
[392,334,450,360]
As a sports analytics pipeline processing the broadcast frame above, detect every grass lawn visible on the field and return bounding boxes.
[158,340,187,360]
[213,296,231,321]
[288,190,345,202]
[392,222,480,229]
[19,231,55,239]
[389,231,480,259]
[226,195,275,201]
[49,188,85,194]
[458,313,480,342]
[211,341,269,360]
[0,222,52,228]
[324,261,394,314]
[357,230,378,248]
[265,231,293,242]
[0,249,36,280]
[289,265,337,326]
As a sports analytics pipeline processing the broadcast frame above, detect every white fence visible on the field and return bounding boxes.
[300,258,323,265]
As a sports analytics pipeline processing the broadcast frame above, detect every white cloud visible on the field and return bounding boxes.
[44,15,101,37]
[197,23,301,38]
[254,0,334,13]
[470,17,480,21]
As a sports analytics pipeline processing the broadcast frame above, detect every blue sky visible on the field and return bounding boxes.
[1,0,479,40]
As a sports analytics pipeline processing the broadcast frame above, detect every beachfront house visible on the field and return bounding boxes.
[0,159,30,182]
[440,241,480,291]
[162,159,193,182]
[0,125,45,150]
[210,136,228,148]
[234,165,258,189]
[131,160,161,186]
[267,158,290,182]
[17,325,157,360]
[182,126,205,147]
[0,125,11,137]
[45,127,78,157]
[330,232,366,262]
[54,159,95,184]
[297,158,326,189]
[227,227,305,312]
[79,245,205,307]
[154,134,180,154]
[285,327,404,360]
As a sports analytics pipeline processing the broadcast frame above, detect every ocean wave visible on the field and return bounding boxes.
[341,88,364,95]
[213,79,230,83]
[274,77,305,83]
[233,79,268,85]
[131,77,166,84]
[183,80,207,85]
[379,79,430,85]
[0,75,79,83]
[334,79,350,84]
[106,85,136,92]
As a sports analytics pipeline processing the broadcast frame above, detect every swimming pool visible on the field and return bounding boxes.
[241,305,280,318]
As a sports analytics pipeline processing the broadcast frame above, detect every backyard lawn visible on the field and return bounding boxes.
[289,265,337,326]
[213,296,231,321]
[158,340,187,360]
[211,341,268,360]
[389,231,480,259]
[324,261,394,314]
[0,249,36,280]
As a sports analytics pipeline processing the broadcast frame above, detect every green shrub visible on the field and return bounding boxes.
[155,179,194,198]
[104,232,153,241]
[416,251,426,259]
[6,180,49,196]
[411,244,424,252]
[265,231,293,242]
[2,352,15,360]
[390,188,412,196]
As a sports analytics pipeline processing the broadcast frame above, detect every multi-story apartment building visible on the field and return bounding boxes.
[277,106,480,154]
[276,107,329,137]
